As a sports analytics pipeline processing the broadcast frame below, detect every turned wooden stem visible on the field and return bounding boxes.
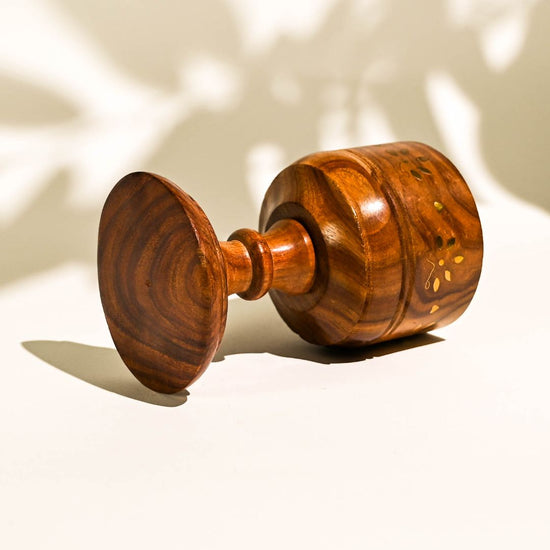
[220,218,316,300]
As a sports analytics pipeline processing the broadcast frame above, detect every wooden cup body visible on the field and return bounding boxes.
[260,142,483,346]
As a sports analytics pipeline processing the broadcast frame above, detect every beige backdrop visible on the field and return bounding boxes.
[1,0,548,292]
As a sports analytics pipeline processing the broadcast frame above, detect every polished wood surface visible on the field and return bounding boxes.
[98,141,483,393]
[260,142,483,346]
[98,172,227,393]
[225,219,315,299]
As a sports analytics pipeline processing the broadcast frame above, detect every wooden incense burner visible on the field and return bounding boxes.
[98,142,483,393]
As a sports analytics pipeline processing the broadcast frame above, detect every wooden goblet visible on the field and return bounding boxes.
[98,142,483,394]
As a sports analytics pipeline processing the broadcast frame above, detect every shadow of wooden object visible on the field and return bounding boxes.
[21,340,189,407]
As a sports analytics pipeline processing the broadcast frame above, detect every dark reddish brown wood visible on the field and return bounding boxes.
[226,219,315,299]
[220,239,252,295]
[98,142,483,393]
[98,172,227,393]
[260,142,483,346]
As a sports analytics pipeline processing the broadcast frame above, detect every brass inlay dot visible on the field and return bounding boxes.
[430,305,440,314]
[445,270,452,281]
[433,277,440,292]
[454,255,464,264]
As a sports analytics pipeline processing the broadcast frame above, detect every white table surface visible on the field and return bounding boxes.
[1,198,549,549]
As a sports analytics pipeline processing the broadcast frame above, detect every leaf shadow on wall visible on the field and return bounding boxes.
[1,0,548,294]
[56,0,550,214]
[0,171,99,288]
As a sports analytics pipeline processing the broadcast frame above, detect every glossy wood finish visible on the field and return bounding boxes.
[224,219,315,299]
[260,142,483,346]
[98,172,227,393]
[98,142,483,393]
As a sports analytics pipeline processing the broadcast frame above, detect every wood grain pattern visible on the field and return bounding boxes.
[260,141,483,346]
[98,172,227,393]
[225,219,315,299]
[98,142,483,393]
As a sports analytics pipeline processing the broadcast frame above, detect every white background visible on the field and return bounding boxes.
[1,1,549,548]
